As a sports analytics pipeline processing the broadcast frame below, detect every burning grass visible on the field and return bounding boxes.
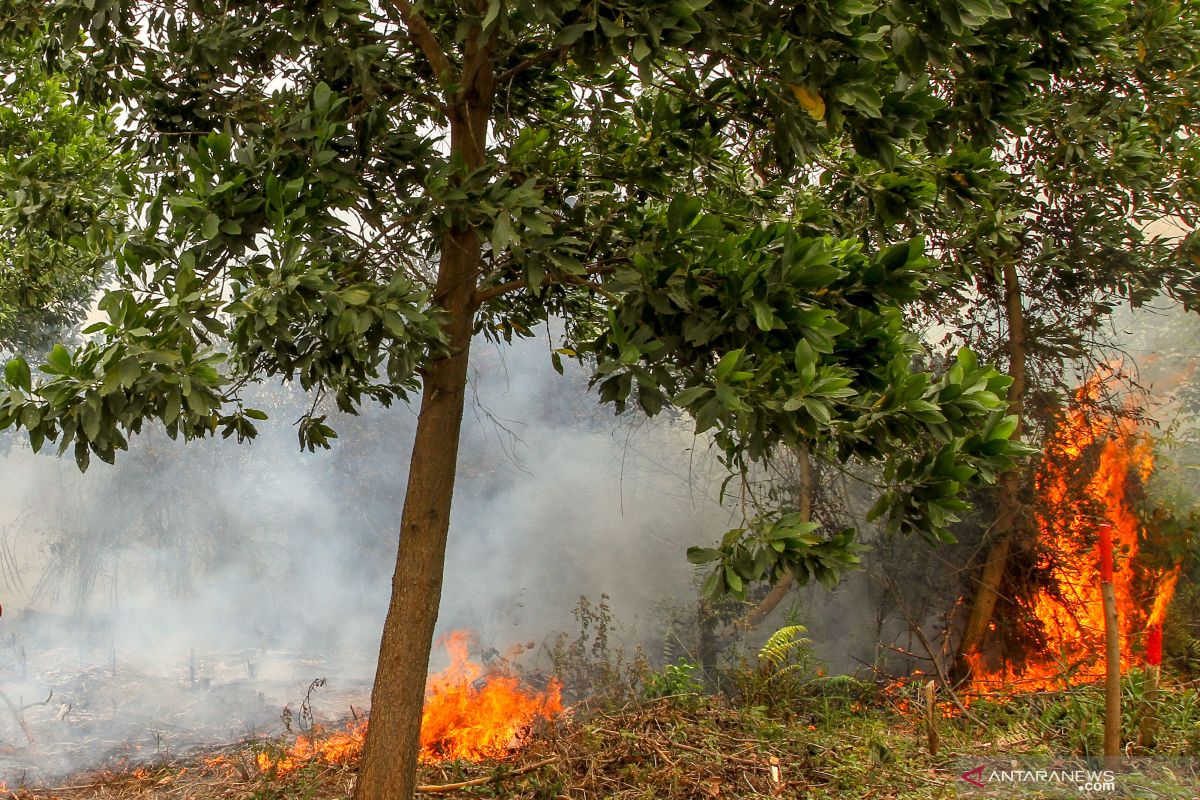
[250,630,563,777]
[1,670,1197,800]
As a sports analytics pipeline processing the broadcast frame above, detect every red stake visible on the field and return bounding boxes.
[1098,522,1115,584]
[1146,624,1163,667]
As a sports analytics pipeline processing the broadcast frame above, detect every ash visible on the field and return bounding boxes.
[0,611,371,785]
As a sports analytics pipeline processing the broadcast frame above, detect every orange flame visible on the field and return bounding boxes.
[419,630,563,762]
[968,367,1182,691]
[257,631,561,775]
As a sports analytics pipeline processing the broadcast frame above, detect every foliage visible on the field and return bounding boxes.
[727,623,821,710]
[0,0,1075,570]
[757,624,815,681]
[807,0,1200,426]
[546,594,641,701]
[0,0,1158,791]
[641,659,705,700]
[0,28,127,356]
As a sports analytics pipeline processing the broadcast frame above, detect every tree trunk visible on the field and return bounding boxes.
[957,259,1028,680]
[700,447,813,674]
[736,446,812,631]
[353,41,494,799]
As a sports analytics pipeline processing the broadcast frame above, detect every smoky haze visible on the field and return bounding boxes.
[0,332,737,781]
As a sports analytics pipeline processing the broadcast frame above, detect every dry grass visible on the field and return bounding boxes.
[0,697,821,799]
[6,679,1199,799]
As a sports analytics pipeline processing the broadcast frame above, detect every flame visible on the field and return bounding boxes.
[1146,569,1181,628]
[256,719,366,774]
[967,367,1183,691]
[257,631,561,775]
[419,630,563,762]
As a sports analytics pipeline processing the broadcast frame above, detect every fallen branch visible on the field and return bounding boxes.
[416,756,558,794]
[23,691,52,711]
[591,727,765,768]
[0,689,34,746]
[885,575,988,728]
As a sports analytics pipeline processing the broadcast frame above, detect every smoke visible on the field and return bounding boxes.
[0,332,736,780]
[14,301,1184,780]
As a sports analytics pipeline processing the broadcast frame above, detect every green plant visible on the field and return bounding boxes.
[1,1,1153,794]
[758,624,813,680]
[547,595,640,702]
[641,658,704,700]
[730,624,822,711]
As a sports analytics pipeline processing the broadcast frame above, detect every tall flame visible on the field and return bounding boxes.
[257,631,562,775]
[967,368,1182,691]
[419,630,562,762]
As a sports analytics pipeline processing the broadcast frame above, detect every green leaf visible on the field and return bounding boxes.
[491,214,514,253]
[313,81,332,112]
[687,546,722,564]
[672,385,712,407]
[555,22,592,45]
[74,441,90,472]
[342,288,372,305]
[700,568,724,598]
[667,195,702,231]
[118,358,140,388]
[990,415,1019,440]
[481,0,501,30]
[46,345,72,374]
[5,357,31,391]
[202,213,220,240]
[751,301,775,331]
[714,349,741,380]
[724,564,743,594]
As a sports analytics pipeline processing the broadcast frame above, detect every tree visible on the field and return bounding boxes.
[0,1,1130,796]
[910,0,1200,676]
[0,22,127,356]
[696,0,1200,675]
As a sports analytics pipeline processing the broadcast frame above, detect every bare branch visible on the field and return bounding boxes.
[496,46,569,84]
[385,0,456,88]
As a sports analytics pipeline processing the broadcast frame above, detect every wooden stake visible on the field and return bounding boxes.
[1138,663,1160,749]
[1139,621,1162,749]
[1098,523,1121,770]
[923,680,939,756]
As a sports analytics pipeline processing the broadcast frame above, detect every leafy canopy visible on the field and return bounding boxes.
[0,25,128,355]
[0,0,1137,595]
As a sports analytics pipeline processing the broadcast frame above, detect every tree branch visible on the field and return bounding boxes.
[473,263,616,306]
[385,0,455,88]
[416,757,559,793]
[496,46,570,84]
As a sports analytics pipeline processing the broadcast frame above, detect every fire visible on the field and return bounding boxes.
[257,631,561,775]
[419,630,563,762]
[967,367,1183,691]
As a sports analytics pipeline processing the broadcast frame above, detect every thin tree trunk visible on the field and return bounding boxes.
[353,36,494,799]
[957,259,1028,680]
[700,448,812,674]
[352,244,476,800]
[736,447,812,631]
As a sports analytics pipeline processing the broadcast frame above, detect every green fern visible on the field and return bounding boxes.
[757,624,812,681]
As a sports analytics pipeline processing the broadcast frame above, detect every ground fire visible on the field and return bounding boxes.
[257,631,562,775]
[964,368,1183,692]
